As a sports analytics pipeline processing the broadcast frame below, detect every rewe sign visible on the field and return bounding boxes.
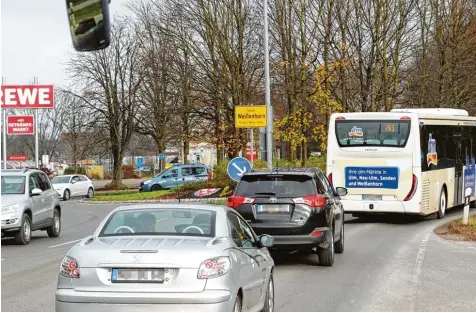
[0,85,54,109]
[7,115,34,135]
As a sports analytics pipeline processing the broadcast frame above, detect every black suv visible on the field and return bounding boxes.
[227,168,347,266]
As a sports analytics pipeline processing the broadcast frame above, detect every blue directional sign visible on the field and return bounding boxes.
[136,157,143,170]
[227,157,252,182]
[158,153,165,160]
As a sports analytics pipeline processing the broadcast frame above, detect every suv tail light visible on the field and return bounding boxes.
[60,255,80,278]
[328,173,333,185]
[292,195,326,207]
[404,174,418,201]
[207,169,211,181]
[226,195,255,209]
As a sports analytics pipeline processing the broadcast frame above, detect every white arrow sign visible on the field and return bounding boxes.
[233,163,247,176]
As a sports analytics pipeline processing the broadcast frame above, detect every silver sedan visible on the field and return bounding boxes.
[55,203,276,312]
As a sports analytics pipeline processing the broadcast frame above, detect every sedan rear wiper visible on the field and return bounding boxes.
[254,192,276,195]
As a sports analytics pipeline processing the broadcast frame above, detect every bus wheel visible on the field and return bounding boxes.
[437,188,446,219]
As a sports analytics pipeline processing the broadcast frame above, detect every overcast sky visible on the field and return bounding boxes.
[1,0,130,87]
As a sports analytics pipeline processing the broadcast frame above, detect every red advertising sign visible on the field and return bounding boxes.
[0,85,54,109]
[8,155,27,161]
[7,115,34,135]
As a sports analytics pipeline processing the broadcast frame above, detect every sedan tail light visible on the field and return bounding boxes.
[226,195,254,209]
[197,257,231,279]
[292,195,326,207]
[60,255,80,278]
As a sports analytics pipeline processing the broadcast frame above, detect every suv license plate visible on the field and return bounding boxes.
[256,204,290,213]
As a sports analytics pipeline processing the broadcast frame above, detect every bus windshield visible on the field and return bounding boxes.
[335,120,411,148]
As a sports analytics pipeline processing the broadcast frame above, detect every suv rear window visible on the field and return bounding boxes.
[235,174,321,197]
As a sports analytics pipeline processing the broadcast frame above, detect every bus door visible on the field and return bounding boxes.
[454,131,464,205]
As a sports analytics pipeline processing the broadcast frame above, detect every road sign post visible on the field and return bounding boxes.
[7,115,34,135]
[227,157,252,182]
[1,80,55,169]
[235,106,266,170]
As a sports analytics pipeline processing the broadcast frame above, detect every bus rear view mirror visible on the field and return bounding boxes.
[66,0,111,51]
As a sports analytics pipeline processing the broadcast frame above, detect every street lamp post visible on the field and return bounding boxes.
[263,0,273,170]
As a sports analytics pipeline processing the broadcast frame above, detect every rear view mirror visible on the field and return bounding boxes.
[259,234,274,248]
[31,188,42,196]
[66,0,111,51]
[335,187,348,197]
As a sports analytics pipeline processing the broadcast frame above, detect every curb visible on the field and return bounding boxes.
[80,197,228,205]
[433,208,476,243]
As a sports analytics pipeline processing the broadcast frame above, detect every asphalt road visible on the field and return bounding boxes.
[1,202,475,312]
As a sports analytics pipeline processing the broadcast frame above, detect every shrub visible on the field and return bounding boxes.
[122,165,135,179]
[103,182,130,190]
[89,173,102,180]
[64,166,87,175]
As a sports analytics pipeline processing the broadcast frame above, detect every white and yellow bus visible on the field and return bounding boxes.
[326,108,476,218]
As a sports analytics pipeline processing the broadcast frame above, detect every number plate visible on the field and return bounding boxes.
[362,194,382,201]
[256,204,290,213]
[111,268,164,283]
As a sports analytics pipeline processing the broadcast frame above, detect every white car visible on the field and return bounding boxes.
[51,175,94,201]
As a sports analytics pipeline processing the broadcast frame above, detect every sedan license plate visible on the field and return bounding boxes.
[362,194,382,201]
[256,204,290,213]
[111,268,164,283]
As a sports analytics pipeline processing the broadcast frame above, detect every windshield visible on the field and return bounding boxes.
[335,120,411,147]
[235,174,319,197]
[51,176,71,184]
[1,176,26,195]
[100,208,216,237]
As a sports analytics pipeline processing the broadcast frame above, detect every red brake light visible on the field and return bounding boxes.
[207,169,211,181]
[400,116,411,120]
[328,173,333,185]
[404,174,418,201]
[226,196,255,209]
[60,256,80,278]
[311,230,323,237]
[335,116,346,120]
[292,195,326,207]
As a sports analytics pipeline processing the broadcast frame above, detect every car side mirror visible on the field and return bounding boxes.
[259,234,274,248]
[335,187,348,197]
[31,188,42,196]
[66,0,111,51]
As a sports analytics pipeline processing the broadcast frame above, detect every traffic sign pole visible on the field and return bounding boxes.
[263,0,273,170]
[250,129,254,167]
[34,77,39,168]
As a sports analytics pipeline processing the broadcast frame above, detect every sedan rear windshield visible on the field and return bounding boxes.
[235,174,317,197]
[336,120,411,147]
[100,208,216,237]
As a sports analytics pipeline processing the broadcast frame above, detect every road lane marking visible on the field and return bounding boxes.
[49,239,81,248]
[410,228,431,310]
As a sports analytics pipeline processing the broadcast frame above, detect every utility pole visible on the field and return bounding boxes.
[263,0,273,170]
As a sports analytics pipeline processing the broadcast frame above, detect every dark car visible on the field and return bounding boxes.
[226,168,347,266]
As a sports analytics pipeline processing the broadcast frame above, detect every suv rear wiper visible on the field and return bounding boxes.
[254,192,276,195]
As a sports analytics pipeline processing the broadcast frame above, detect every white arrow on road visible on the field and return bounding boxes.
[233,163,247,176]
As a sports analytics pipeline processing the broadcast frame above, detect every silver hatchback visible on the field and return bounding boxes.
[1,169,62,245]
[55,204,275,312]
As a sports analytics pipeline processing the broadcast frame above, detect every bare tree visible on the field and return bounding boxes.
[66,17,143,187]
